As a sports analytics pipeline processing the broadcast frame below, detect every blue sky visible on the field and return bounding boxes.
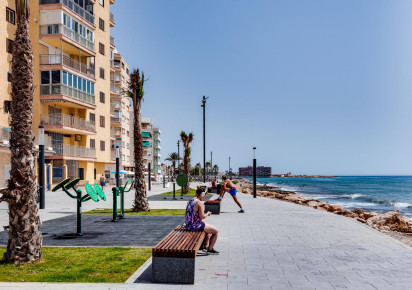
[112,1,412,175]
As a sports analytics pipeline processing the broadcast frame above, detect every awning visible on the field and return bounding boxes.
[143,141,151,147]
[142,132,151,138]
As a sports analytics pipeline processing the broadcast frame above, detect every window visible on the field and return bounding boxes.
[6,8,15,25]
[89,113,95,123]
[99,18,104,31]
[122,141,125,148]
[90,139,95,148]
[100,116,105,128]
[7,71,12,83]
[99,0,104,7]
[99,42,105,55]
[100,92,105,103]
[122,62,125,69]
[126,68,129,75]
[127,131,129,137]
[100,140,105,151]
[99,67,105,79]
[6,38,13,54]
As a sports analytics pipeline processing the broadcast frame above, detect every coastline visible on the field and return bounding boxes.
[235,179,412,247]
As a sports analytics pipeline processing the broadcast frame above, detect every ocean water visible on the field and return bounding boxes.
[254,176,412,217]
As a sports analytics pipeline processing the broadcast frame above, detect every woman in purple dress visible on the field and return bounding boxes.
[185,187,219,255]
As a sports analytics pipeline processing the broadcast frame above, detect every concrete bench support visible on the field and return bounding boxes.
[152,256,195,284]
[205,202,220,214]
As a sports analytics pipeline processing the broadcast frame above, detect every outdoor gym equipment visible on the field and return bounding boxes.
[52,178,106,236]
[112,179,134,222]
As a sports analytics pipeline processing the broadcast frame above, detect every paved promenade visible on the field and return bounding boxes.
[2,185,412,289]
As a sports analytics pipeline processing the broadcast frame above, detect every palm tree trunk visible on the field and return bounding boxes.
[183,153,190,193]
[4,13,42,263]
[132,105,149,212]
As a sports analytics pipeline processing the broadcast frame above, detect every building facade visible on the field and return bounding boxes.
[0,0,117,186]
[239,166,272,177]
[106,49,131,179]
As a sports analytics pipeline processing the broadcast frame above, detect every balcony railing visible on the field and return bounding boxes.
[111,117,122,123]
[0,127,10,144]
[40,114,96,133]
[40,24,95,51]
[110,128,121,138]
[110,82,121,94]
[110,60,114,68]
[110,35,115,46]
[40,0,95,25]
[52,144,96,158]
[40,84,95,105]
[110,12,115,23]
[40,54,95,79]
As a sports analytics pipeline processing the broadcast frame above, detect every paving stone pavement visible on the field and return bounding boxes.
[0,215,184,247]
[2,188,412,289]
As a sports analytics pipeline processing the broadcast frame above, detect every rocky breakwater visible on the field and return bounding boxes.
[235,179,412,247]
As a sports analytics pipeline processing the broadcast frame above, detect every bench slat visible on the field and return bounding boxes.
[153,225,206,258]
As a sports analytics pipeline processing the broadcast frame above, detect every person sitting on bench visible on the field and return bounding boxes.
[185,187,219,255]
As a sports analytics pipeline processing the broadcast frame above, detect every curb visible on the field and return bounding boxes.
[125,256,152,284]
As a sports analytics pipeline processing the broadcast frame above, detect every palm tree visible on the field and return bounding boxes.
[165,152,180,181]
[180,131,194,193]
[128,69,149,212]
[0,0,42,263]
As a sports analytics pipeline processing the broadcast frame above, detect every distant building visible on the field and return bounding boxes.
[239,166,272,177]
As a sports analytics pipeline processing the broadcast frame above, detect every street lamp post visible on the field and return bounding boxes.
[116,146,120,188]
[210,151,213,181]
[253,147,257,198]
[177,140,180,175]
[229,156,231,180]
[201,96,208,183]
[38,126,45,209]
[148,162,151,191]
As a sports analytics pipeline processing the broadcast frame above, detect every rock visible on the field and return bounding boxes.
[351,209,364,215]
[366,210,412,233]
[329,205,344,212]
[356,218,367,223]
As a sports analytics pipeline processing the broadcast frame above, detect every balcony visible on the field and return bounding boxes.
[40,84,95,108]
[40,24,95,52]
[154,143,161,150]
[110,82,121,95]
[110,12,115,27]
[111,117,122,125]
[110,35,115,47]
[110,128,121,139]
[40,114,96,135]
[40,54,95,79]
[51,144,96,159]
[0,127,10,145]
[40,0,95,25]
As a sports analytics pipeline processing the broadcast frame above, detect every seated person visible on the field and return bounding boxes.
[185,187,219,255]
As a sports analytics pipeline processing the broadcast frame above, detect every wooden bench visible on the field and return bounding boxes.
[152,225,206,284]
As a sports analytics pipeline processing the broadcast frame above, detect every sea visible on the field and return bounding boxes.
[254,176,412,217]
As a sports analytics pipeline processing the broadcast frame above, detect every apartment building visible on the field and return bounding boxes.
[106,49,132,178]
[128,116,162,179]
[0,0,117,186]
[239,166,272,177]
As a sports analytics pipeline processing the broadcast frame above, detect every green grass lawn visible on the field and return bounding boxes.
[161,188,212,196]
[0,247,151,283]
[85,208,185,215]
[161,188,197,195]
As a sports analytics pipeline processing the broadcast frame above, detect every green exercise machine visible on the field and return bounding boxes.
[52,178,106,236]
[111,179,134,222]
